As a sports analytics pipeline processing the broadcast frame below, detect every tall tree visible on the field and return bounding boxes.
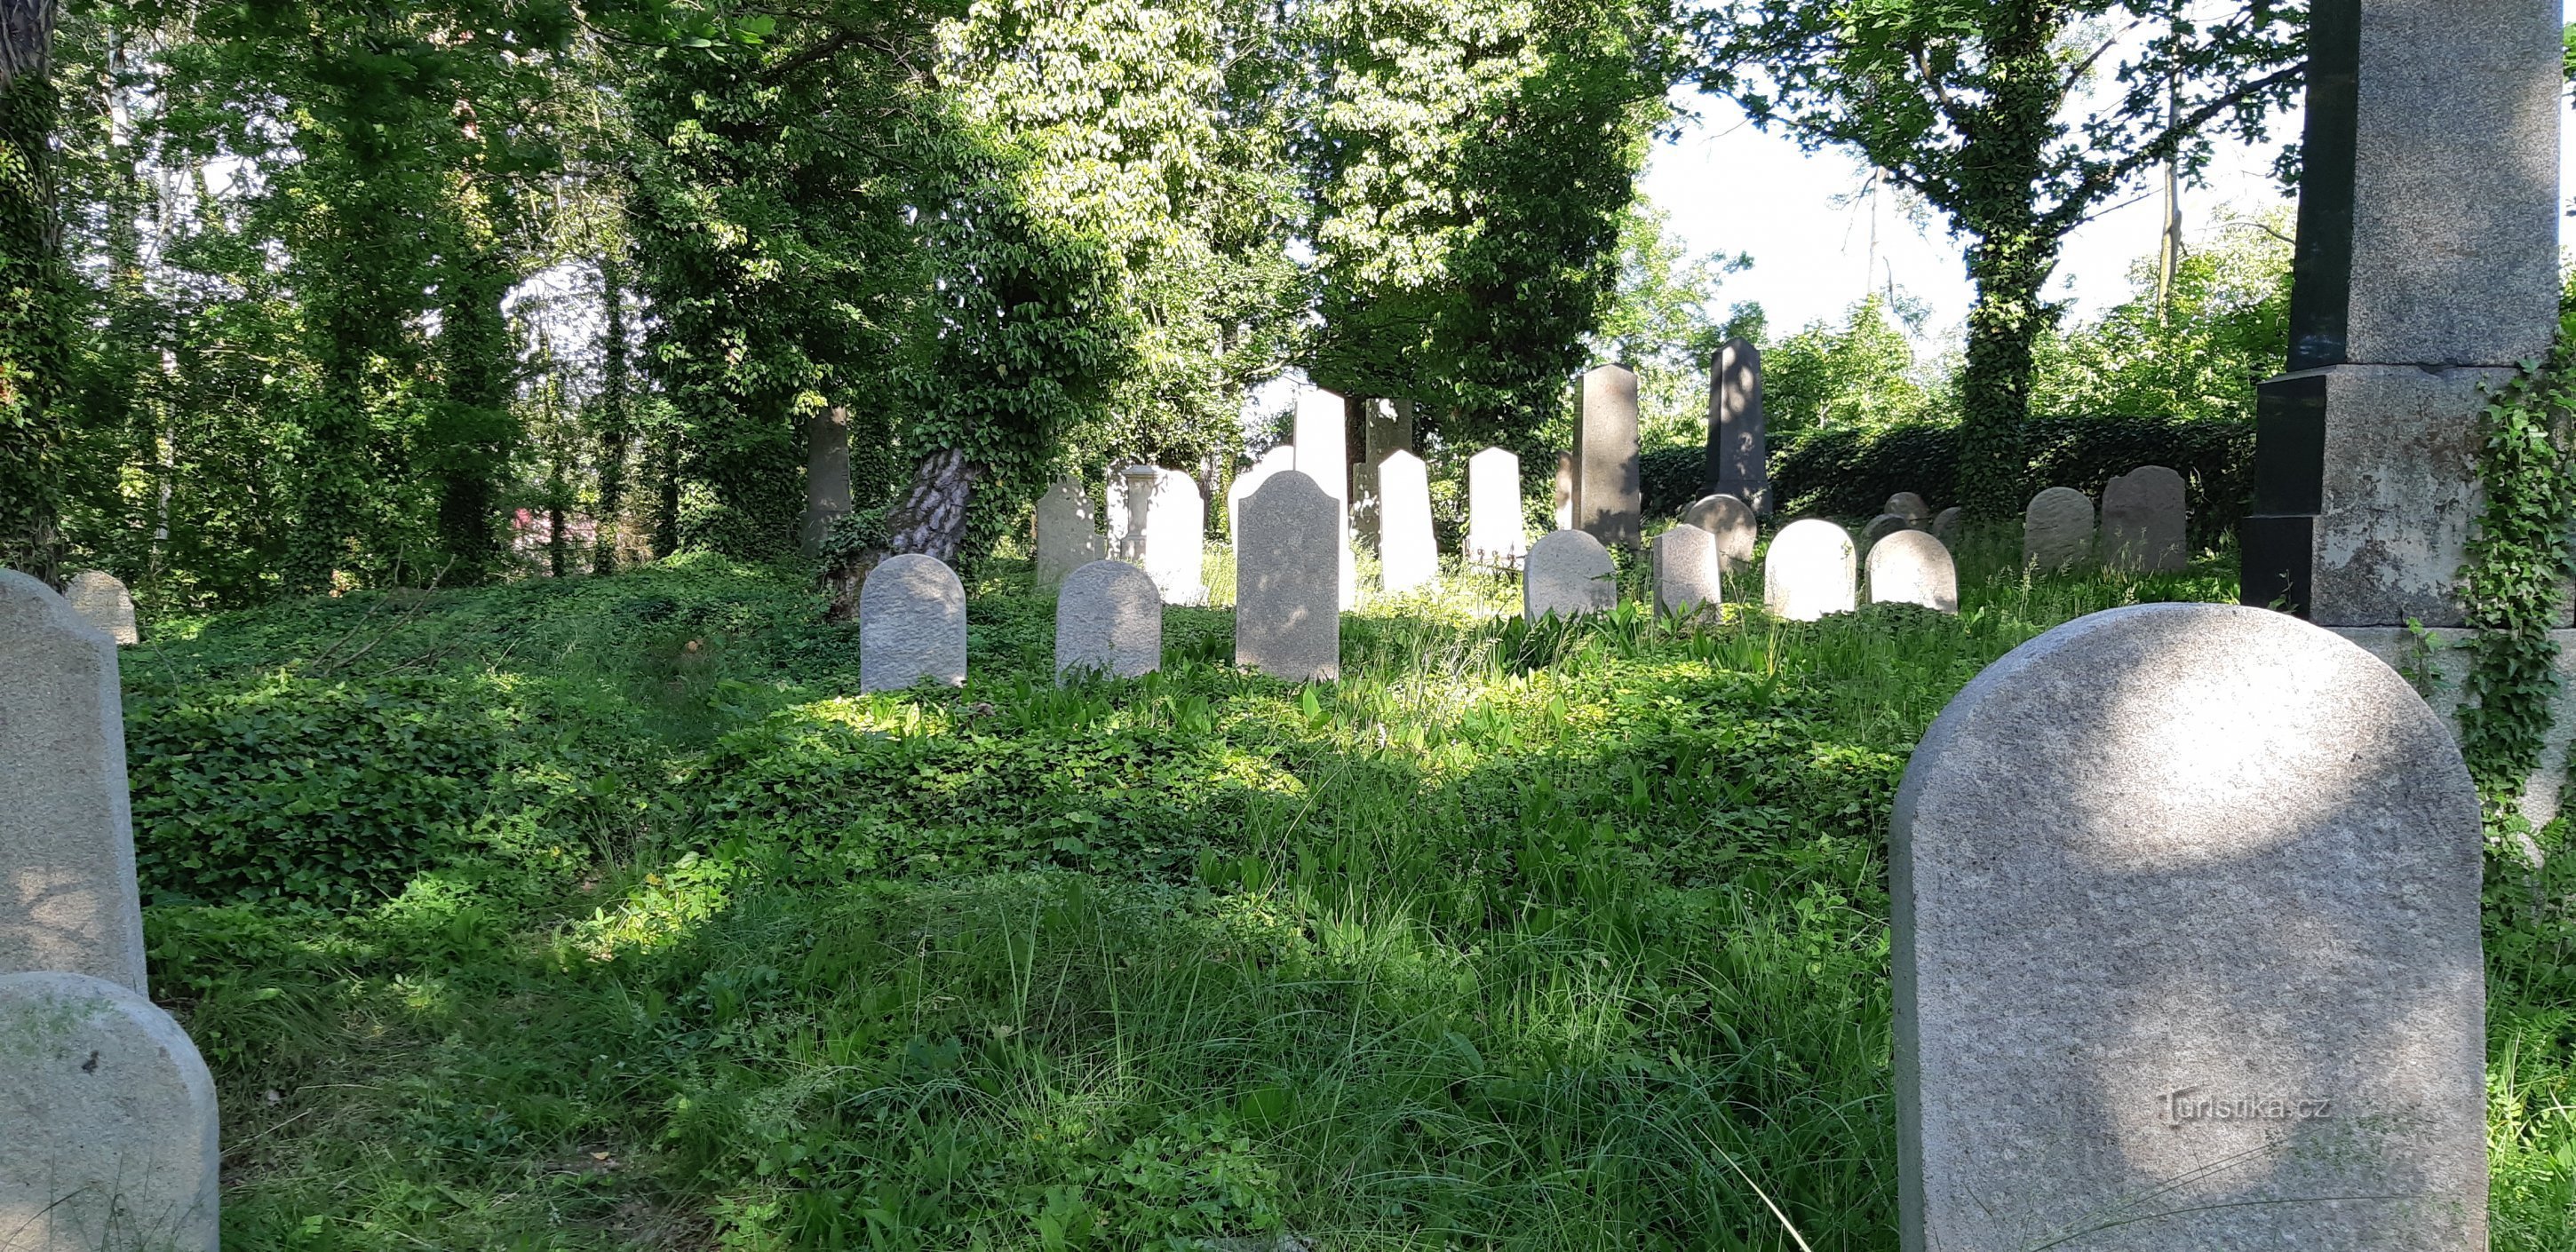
[0,0,69,577]
[1697,0,2302,515]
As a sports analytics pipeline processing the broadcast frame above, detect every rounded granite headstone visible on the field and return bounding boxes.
[1762,519,1855,621]
[1032,476,1103,594]
[1523,529,1616,622]
[2023,486,2095,573]
[1860,512,1912,551]
[1055,560,1161,682]
[1236,471,1341,681]
[1651,524,1723,619]
[1228,446,1297,543]
[1376,450,1437,594]
[859,554,967,693]
[1866,529,1957,614]
[2101,464,2189,574]
[0,971,219,1251]
[0,571,147,993]
[1928,506,1963,547]
[62,573,137,646]
[1681,493,1757,574]
[1894,603,2485,1249]
[1883,492,1932,526]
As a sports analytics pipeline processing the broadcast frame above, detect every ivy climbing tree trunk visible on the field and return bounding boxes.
[0,0,66,580]
[823,446,976,620]
[592,250,631,574]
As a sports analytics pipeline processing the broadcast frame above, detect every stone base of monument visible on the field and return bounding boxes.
[0,971,220,1251]
[2341,625,2576,832]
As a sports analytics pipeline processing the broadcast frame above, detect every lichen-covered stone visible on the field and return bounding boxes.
[1867,530,1957,614]
[1681,494,1756,575]
[859,555,966,693]
[1523,530,1616,622]
[1651,524,1721,619]
[1055,560,1160,681]
[2023,487,2095,573]
[1236,471,1340,681]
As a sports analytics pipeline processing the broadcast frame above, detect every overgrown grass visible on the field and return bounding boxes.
[117,534,2576,1249]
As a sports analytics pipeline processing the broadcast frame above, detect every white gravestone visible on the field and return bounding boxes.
[62,573,137,646]
[2023,487,2095,573]
[1466,448,1527,573]
[1762,519,1856,622]
[0,971,219,1251]
[1055,560,1161,681]
[1139,468,1206,606]
[1523,529,1616,622]
[1895,603,2485,1250]
[1032,475,1102,594]
[1867,529,1958,614]
[1236,471,1341,681]
[0,571,147,993]
[1376,450,1437,594]
[1295,391,1358,607]
[1652,524,1723,619]
[859,554,967,693]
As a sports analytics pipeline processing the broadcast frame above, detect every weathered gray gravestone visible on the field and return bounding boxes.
[2102,464,2189,574]
[1860,512,1912,551]
[1376,450,1437,594]
[1553,452,1576,531]
[0,571,147,993]
[0,971,220,1251]
[1705,338,1769,513]
[1651,524,1722,619]
[1523,529,1616,622]
[1294,391,1357,608]
[1466,448,1527,572]
[1353,399,1414,547]
[1883,492,1931,527]
[63,573,138,646]
[1682,493,1757,575]
[1228,446,1297,543]
[801,407,854,556]
[1055,560,1161,682]
[858,554,967,693]
[1928,506,1963,548]
[1895,602,2485,1250]
[1033,476,1103,593]
[1762,519,1856,621]
[1867,530,1957,614]
[1575,365,1642,547]
[2023,487,2095,573]
[1236,471,1340,681]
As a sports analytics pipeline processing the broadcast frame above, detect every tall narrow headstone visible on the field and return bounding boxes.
[859,554,967,693]
[0,571,147,993]
[1705,338,1769,513]
[1652,525,1722,619]
[2101,464,2189,574]
[1553,452,1576,532]
[1523,529,1617,622]
[1376,450,1437,594]
[1867,530,1958,614]
[1682,494,1757,575]
[1295,390,1358,607]
[1033,476,1103,594]
[0,971,221,1251]
[1895,603,2485,1249]
[1236,471,1340,681]
[1466,448,1527,572]
[2241,0,2559,625]
[61,573,137,646]
[1762,519,1856,622]
[1055,560,1161,681]
[2023,487,2095,573]
[1228,446,1297,542]
[801,407,854,556]
[1575,365,1642,547]
[1140,469,1206,606]
[1352,399,1415,548]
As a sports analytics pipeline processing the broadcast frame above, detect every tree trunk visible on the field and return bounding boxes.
[592,251,631,574]
[649,427,681,559]
[0,0,64,579]
[1952,0,2067,519]
[824,445,975,621]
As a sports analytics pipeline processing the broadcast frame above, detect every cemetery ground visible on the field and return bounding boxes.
[123,538,2575,1250]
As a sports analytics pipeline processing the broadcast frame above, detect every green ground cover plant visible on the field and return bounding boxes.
[123,540,2575,1249]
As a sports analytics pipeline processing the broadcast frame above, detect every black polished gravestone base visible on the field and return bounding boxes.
[2239,374,2325,616]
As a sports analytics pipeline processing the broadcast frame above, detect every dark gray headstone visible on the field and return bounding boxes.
[2103,464,2189,573]
[1705,338,1769,513]
[1681,494,1756,574]
[1861,512,1912,551]
[1576,366,1642,547]
[1896,602,2485,1249]
[2023,487,2095,573]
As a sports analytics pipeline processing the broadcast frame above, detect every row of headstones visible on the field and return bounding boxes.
[1522,491,1960,625]
[2024,465,2190,573]
[0,572,220,1249]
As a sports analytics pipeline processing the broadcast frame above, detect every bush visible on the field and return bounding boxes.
[127,675,499,904]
